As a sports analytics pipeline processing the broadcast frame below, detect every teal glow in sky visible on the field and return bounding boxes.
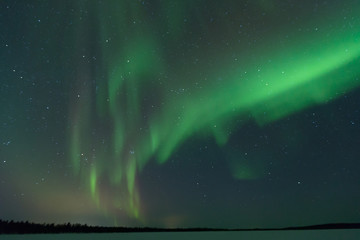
[1,0,360,228]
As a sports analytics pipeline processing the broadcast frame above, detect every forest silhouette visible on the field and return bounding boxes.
[1,219,360,234]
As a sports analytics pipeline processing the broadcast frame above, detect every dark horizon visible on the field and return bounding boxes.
[1,219,360,235]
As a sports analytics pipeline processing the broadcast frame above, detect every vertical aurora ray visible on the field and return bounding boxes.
[68,0,360,224]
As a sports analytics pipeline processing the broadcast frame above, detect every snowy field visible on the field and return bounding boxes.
[1,230,360,240]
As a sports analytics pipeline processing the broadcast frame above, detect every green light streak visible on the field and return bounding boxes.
[152,30,360,163]
[68,0,360,223]
[90,166,97,198]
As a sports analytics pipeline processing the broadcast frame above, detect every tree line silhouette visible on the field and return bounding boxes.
[0,219,220,234]
[0,220,158,234]
[1,219,360,234]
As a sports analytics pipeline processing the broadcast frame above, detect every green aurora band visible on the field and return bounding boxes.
[69,1,360,223]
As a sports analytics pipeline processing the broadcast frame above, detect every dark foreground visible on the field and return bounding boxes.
[1,220,360,235]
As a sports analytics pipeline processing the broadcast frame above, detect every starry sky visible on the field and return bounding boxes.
[1,0,360,229]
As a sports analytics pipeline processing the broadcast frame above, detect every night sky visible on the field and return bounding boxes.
[1,0,360,229]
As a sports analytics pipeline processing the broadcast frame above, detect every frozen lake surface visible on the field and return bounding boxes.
[1,230,360,240]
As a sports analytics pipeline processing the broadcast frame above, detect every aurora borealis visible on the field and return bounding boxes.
[1,0,360,228]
